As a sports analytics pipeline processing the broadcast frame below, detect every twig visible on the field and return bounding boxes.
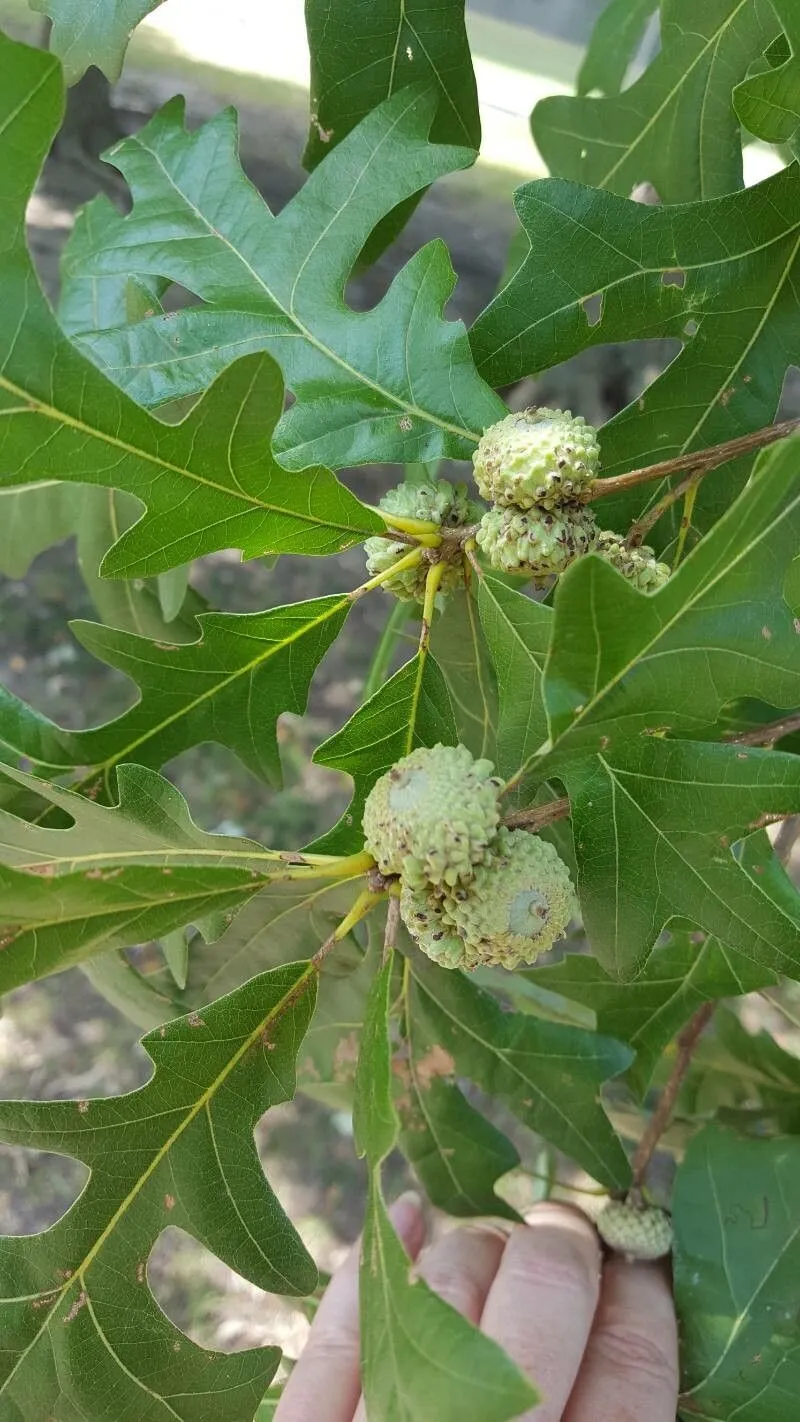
[626,470,700,548]
[588,418,800,503]
[502,797,571,832]
[383,895,401,965]
[728,710,800,747]
[630,1002,716,1190]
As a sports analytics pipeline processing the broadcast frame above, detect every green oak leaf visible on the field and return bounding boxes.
[65,88,504,468]
[33,0,168,82]
[691,1007,800,1130]
[0,594,349,789]
[398,975,521,1219]
[409,954,633,1189]
[0,481,81,578]
[564,740,800,978]
[541,443,800,762]
[76,488,205,640]
[532,933,777,1095]
[471,167,800,546]
[309,650,457,855]
[0,964,318,1420]
[355,958,536,1422]
[303,0,479,259]
[532,0,778,201]
[186,878,367,1004]
[430,588,498,762]
[0,37,380,577]
[296,935,379,1109]
[476,574,551,789]
[734,0,800,143]
[59,193,168,338]
[577,0,658,97]
[674,1125,800,1418]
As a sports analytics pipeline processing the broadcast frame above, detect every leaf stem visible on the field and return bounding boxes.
[502,797,571,832]
[364,505,442,539]
[630,1002,717,1191]
[363,602,414,701]
[419,559,446,654]
[728,710,800,747]
[627,470,701,549]
[383,894,401,965]
[671,476,700,569]
[588,417,800,503]
[349,547,424,601]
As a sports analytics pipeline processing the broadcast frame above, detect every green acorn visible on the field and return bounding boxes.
[476,504,598,579]
[362,744,501,888]
[473,408,600,511]
[595,530,671,593]
[364,480,482,603]
[597,1202,673,1261]
[399,880,467,970]
[441,827,576,971]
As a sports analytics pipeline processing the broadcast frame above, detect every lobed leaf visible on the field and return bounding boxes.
[33,0,169,82]
[532,0,779,201]
[354,956,536,1422]
[65,88,504,468]
[0,595,349,788]
[734,0,800,144]
[309,650,457,855]
[476,574,551,789]
[409,954,633,1189]
[471,168,800,544]
[674,1125,800,1418]
[0,964,318,1420]
[533,933,777,1095]
[430,587,498,762]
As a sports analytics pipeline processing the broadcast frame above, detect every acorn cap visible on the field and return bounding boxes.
[596,1201,673,1261]
[473,408,600,511]
[442,826,577,970]
[362,743,501,887]
[476,503,598,580]
[595,530,671,593]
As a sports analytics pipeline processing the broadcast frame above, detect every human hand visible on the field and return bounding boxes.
[274,1195,679,1422]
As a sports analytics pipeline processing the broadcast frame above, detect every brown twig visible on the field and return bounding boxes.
[588,418,800,504]
[728,710,800,747]
[502,797,571,832]
[626,470,701,548]
[630,1002,717,1191]
[383,895,401,965]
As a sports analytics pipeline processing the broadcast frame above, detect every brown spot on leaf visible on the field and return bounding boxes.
[413,1044,455,1089]
[63,1290,87,1324]
[164,1193,176,1210]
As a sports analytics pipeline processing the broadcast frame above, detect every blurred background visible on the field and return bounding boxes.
[0,0,797,1373]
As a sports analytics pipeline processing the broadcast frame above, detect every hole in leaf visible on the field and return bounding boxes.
[0,1143,88,1234]
[662,268,686,288]
[582,293,604,328]
[683,318,699,337]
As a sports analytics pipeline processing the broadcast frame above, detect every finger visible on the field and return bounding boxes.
[563,1257,679,1422]
[352,1221,508,1422]
[275,1192,425,1422]
[416,1222,509,1320]
[479,1204,602,1422]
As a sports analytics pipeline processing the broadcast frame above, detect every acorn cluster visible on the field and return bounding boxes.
[364,479,482,604]
[472,407,671,592]
[473,408,601,581]
[363,744,577,971]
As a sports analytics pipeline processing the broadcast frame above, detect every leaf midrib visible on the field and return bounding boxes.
[0,964,312,1399]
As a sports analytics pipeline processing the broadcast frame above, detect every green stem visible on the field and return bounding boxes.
[363,601,414,701]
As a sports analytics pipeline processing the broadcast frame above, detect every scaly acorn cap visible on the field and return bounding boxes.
[362,743,501,888]
[441,827,577,970]
[595,530,671,592]
[596,1201,674,1261]
[476,503,598,579]
[364,480,483,603]
[473,408,600,511]
[399,880,467,970]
